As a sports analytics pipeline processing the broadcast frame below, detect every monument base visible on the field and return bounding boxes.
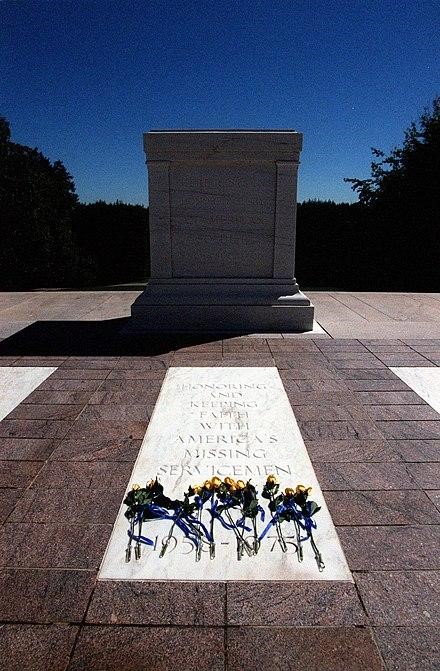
[129,279,315,333]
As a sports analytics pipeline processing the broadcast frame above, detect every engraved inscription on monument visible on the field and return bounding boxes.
[99,367,352,581]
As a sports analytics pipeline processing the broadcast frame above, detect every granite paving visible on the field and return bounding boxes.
[1,295,440,669]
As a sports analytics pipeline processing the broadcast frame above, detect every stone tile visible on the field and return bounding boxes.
[278,367,341,381]
[22,390,95,405]
[321,351,381,361]
[378,420,440,440]
[97,378,162,392]
[274,353,331,366]
[49,368,111,379]
[267,340,321,351]
[37,378,103,391]
[427,490,440,512]
[107,369,166,380]
[330,358,385,369]
[290,378,350,392]
[8,488,122,524]
[64,419,147,440]
[0,624,78,671]
[223,342,270,352]
[0,356,20,365]
[286,391,360,406]
[298,420,384,441]
[0,419,71,440]
[227,627,383,671]
[86,581,225,625]
[306,439,400,462]
[317,340,367,351]
[366,404,440,420]
[338,369,398,380]
[404,339,440,351]
[113,356,170,369]
[0,569,95,622]
[390,439,440,462]
[31,461,132,489]
[226,582,366,625]
[0,438,55,460]
[60,357,119,369]
[315,462,417,490]
[374,626,440,671]
[15,358,66,367]
[339,525,440,570]
[6,404,85,420]
[407,463,440,488]
[0,523,111,569]
[293,405,369,421]
[345,379,411,392]
[363,344,414,353]
[355,571,440,625]
[175,342,223,353]
[68,626,225,671]
[76,405,150,421]
[356,391,427,405]
[0,488,20,523]
[375,353,434,366]
[324,490,440,525]
[88,390,159,407]
[49,436,141,462]
[0,461,42,488]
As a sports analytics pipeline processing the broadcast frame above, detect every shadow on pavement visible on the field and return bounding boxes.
[0,318,235,357]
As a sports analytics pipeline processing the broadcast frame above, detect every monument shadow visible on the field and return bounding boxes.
[0,319,232,357]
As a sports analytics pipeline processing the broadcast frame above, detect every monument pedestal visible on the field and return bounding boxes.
[131,279,314,332]
[131,130,314,333]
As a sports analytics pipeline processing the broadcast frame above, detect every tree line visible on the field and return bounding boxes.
[1,97,439,290]
[0,116,149,289]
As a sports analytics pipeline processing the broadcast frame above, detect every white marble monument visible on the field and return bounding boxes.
[99,367,351,581]
[130,130,314,332]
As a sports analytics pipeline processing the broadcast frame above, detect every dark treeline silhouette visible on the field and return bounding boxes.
[296,200,372,290]
[1,97,439,290]
[72,201,149,286]
[0,116,149,288]
[298,97,440,291]
[0,116,85,288]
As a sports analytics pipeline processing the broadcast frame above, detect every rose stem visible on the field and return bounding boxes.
[270,493,287,552]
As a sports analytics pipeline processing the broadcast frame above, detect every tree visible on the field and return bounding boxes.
[344,97,440,289]
[0,116,85,288]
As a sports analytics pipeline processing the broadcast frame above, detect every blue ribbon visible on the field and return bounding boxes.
[258,501,317,543]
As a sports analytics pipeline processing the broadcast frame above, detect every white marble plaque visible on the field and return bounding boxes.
[99,367,352,581]
[391,367,440,414]
[0,367,57,421]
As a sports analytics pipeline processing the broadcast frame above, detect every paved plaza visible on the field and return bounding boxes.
[0,291,439,670]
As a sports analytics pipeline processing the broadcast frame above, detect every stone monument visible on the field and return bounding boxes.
[130,130,314,332]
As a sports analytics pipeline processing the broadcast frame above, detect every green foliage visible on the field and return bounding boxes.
[0,116,150,289]
[0,116,89,288]
[340,97,440,289]
[345,97,440,208]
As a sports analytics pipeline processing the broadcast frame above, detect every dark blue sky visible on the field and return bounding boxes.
[1,0,438,204]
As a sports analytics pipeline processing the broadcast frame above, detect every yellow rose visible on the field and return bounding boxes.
[192,485,202,495]
[236,480,246,490]
[132,483,141,491]
[285,487,295,497]
[211,476,222,489]
[224,476,236,487]
[204,479,213,490]
[266,474,279,485]
[296,484,312,495]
